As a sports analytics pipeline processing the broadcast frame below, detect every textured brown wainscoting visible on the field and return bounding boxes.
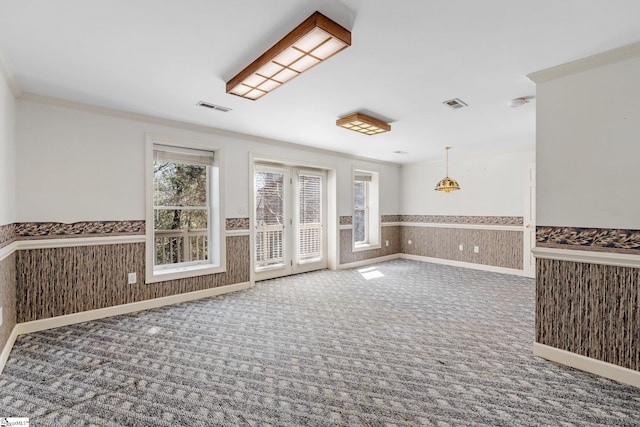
[339,227,400,264]
[16,220,144,239]
[0,253,17,351]
[226,218,250,230]
[401,215,523,226]
[16,236,250,323]
[400,226,523,270]
[537,226,640,254]
[339,216,352,226]
[536,258,640,371]
[0,223,16,250]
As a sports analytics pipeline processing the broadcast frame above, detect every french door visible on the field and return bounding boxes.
[254,164,327,281]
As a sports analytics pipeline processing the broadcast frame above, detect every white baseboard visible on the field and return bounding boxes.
[337,253,402,270]
[0,325,19,375]
[400,254,526,276]
[337,253,525,276]
[0,282,250,375]
[16,282,251,335]
[533,342,640,388]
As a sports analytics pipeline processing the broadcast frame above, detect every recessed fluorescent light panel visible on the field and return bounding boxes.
[336,112,391,135]
[226,11,351,100]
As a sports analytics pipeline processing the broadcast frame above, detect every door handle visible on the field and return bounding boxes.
[525,224,531,228]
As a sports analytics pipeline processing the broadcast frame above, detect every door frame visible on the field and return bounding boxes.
[250,155,334,283]
[523,162,536,278]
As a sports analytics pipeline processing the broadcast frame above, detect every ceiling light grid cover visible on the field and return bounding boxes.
[336,112,391,135]
[226,11,351,100]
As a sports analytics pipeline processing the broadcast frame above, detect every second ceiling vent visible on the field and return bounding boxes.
[443,98,468,110]
[197,101,232,113]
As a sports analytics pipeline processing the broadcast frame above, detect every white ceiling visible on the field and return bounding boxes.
[1,0,639,163]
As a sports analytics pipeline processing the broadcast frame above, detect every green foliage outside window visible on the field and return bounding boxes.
[154,161,209,265]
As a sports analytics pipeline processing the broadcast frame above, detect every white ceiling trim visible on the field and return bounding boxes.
[18,92,400,168]
[2,1,639,163]
[528,41,640,83]
[406,146,535,166]
[0,49,22,98]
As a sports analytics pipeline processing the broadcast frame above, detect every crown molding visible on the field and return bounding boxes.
[0,50,22,98]
[18,92,400,168]
[528,41,640,84]
[410,146,535,166]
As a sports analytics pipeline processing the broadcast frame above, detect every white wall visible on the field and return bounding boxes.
[16,99,400,222]
[401,150,534,216]
[0,72,15,225]
[536,56,640,229]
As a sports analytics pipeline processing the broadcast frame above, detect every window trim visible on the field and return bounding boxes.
[353,179,369,245]
[352,168,381,252]
[145,134,226,283]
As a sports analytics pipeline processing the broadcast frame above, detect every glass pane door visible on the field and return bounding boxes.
[255,167,287,271]
[254,164,327,281]
[297,171,323,264]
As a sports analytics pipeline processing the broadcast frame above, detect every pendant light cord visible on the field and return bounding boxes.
[446,148,449,176]
[445,146,451,176]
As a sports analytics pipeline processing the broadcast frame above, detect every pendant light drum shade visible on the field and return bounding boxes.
[434,176,461,192]
[435,147,460,192]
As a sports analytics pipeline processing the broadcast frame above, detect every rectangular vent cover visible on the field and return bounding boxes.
[443,98,468,109]
[198,102,232,113]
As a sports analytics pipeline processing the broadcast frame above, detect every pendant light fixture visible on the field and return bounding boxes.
[435,146,461,192]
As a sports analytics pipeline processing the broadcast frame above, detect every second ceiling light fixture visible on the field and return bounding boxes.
[336,112,391,135]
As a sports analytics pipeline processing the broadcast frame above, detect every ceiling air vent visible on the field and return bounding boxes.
[442,98,468,110]
[197,101,232,113]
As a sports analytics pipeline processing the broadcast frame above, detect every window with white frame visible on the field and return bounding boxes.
[353,170,380,249]
[146,139,224,282]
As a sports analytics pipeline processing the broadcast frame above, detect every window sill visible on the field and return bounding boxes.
[146,263,226,283]
[352,243,381,253]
